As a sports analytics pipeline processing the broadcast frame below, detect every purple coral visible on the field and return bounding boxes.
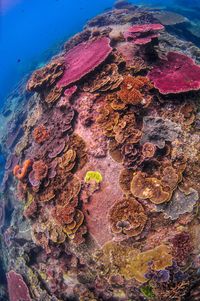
[7,270,32,301]
[57,37,112,88]
[148,52,200,94]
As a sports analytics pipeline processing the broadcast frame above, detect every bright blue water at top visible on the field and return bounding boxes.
[0,0,115,104]
[0,0,198,104]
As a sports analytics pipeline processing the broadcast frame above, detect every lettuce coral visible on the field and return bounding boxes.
[118,75,153,106]
[130,171,171,204]
[109,197,147,237]
[27,59,65,92]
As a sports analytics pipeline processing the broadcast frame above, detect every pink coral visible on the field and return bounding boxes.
[7,270,32,301]
[124,23,164,45]
[148,52,200,94]
[57,37,112,88]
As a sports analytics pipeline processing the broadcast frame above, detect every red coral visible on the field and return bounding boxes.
[7,270,32,301]
[57,37,112,88]
[148,52,200,94]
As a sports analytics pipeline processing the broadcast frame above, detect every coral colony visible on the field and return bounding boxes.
[1,2,200,301]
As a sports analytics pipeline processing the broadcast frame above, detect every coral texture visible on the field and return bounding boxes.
[57,37,112,88]
[148,52,200,94]
[7,270,32,301]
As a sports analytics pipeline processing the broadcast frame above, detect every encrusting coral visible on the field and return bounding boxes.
[2,3,200,301]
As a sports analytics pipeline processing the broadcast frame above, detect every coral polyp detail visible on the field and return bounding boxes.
[2,3,200,301]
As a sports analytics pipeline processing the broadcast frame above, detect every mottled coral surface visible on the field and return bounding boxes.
[1,3,200,301]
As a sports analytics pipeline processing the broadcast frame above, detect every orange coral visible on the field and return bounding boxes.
[130,171,171,204]
[109,197,147,237]
[13,159,32,180]
[33,125,49,144]
[118,75,153,106]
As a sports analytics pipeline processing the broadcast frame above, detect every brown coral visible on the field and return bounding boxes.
[82,63,123,92]
[63,209,85,237]
[27,59,65,92]
[59,149,76,172]
[130,171,171,204]
[97,104,119,137]
[100,242,172,283]
[109,197,147,237]
[33,125,49,144]
[142,142,156,158]
[44,85,63,104]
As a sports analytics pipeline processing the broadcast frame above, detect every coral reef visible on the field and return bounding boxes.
[1,3,200,301]
[7,270,32,301]
[148,52,200,94]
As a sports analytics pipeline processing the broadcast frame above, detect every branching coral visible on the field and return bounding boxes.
[141,116,181,149]
[109,197,147,237]
[171,232,193,264]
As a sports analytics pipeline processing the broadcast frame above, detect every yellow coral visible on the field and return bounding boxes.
[84,171,103,183]
[100,242,172,283]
